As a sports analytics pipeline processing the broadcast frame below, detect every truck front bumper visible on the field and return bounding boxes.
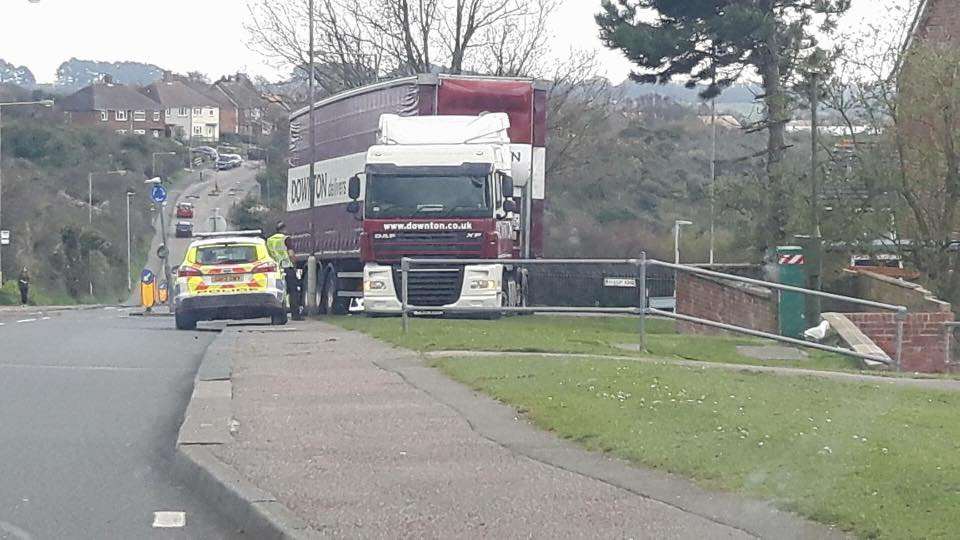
[362,263,503,315]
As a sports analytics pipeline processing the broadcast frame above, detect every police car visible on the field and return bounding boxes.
[173,231,288,330]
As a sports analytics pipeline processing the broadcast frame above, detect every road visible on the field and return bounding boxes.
[136,163,261,306]
[0,307,243,538]
[0,165,262,538]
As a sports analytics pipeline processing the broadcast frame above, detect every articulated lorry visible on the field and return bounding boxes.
[286,74,547,314]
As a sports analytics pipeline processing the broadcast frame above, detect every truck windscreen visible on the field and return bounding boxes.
[366,174,491,218]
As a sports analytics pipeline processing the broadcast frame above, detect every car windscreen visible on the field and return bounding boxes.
[366,174,491,218]
[195,244,259,265]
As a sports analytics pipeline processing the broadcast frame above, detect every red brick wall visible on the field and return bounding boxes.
[65,110,166,136]
[845,312,953,373]
[675,273,778,335]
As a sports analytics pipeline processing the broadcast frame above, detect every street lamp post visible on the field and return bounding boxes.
[0,99,54,284]
[87,170,126,296]
[674,220,693,265]
[126,191,134,292]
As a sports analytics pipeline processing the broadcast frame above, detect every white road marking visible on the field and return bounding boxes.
[40,317,51,321]
[16,319,36,323]
[152,511,186,528]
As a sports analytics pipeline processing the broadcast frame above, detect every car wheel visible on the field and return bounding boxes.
[323,267,349,315]
[175,311,196,330]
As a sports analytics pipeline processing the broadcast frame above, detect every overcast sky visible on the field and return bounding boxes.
[2,0,897,85]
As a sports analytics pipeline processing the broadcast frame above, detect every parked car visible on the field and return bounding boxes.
[216,154,242,171]
[191,146,218,161]
[175,221,194,238]
[176,202,194,219]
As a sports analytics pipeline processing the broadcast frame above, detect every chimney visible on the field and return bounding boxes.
[102,74,114,85]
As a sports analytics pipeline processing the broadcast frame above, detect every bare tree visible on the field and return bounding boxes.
[480,0,557,77]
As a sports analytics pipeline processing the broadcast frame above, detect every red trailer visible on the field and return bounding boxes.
[286,74,547,314]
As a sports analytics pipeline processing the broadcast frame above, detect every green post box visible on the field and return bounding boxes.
[777,246,807,338]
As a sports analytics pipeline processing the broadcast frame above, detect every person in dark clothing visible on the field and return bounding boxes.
[18,266,30,306]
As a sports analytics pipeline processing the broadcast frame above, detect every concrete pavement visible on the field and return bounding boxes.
[200,320,844,539]
[0,307,244,538]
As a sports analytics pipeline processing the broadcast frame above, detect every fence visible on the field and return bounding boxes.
[399,255,910,369]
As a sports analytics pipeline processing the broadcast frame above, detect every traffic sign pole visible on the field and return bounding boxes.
[150,185,175,313]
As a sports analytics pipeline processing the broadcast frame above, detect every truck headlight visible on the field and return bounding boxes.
[365,279,387,292]
[469,279,499,291]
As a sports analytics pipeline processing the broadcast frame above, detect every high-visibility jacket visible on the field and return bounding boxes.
[267,233,293,269]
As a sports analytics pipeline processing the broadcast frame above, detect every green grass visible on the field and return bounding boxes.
[435,354,960,538]
[330,315,861,371]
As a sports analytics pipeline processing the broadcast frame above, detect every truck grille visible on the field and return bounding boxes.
[393,266,464,307]
[373,231,483,260]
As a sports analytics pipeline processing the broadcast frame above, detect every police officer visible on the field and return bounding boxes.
[267,221,303,320]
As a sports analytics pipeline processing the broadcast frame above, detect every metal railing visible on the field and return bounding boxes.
[398,255,909,369]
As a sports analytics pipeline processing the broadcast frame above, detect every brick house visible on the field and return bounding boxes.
[59,76,166,137]
[140,78,220,142]
[214,73,284,138]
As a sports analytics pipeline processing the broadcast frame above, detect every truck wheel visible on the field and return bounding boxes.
[175,311,196,330]
[322,267,349,315]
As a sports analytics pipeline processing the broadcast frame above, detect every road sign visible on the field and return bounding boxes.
[603,277,637,288]
[140,269,157,310]
[193,157,203,167]
[150,185,168,204]
[141,269,155,284]
[0,230,9,246]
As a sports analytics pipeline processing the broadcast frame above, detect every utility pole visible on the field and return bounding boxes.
[308,0,316,211]
[809,72,823,323]
[709,98,717,265]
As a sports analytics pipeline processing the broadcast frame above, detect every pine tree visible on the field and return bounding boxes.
[597,0,849,250]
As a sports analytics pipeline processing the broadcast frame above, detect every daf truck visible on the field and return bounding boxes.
[285,74,547,314]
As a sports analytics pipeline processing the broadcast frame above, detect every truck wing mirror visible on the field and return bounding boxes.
[346,201,360,214]
[503,199,518,214]
[500,176,514,199]
[348,175,361,200]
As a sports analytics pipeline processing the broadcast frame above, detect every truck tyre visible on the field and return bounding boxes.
[322,266,350,315]
[175,311,196,330]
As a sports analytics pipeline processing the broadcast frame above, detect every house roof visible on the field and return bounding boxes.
[141,80,218,108]
[180,78,236,109]
[215,74,266,109]
[60,82,161,111]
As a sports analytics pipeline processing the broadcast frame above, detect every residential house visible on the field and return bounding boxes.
[59,75,165,137]
[177,76,239,137]
[140,78,220,141]
[214,73,281,138]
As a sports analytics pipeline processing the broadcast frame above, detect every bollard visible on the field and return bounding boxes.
[305,255,318,315]
[894,309,907,372]
[401,258,410,334]
[637,253,647,353]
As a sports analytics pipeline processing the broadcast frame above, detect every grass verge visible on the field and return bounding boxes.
[330,315,861,372]
[434,354,960,538]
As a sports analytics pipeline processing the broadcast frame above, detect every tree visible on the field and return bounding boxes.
[246,0,558,94]
[596,0,850,252]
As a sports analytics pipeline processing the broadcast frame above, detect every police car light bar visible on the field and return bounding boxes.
[192,230,263,238]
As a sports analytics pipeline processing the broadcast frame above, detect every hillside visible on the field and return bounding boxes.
[54,58,165,92]
[0,88,187,304]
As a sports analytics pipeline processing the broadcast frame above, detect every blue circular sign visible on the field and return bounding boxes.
[141,269,155,284]
[150,185,167,203]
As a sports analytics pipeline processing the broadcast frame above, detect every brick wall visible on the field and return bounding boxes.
[845,312,953,373]
[675,272,778,335]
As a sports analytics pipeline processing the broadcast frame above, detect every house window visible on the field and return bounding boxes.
[133,129,146,135]
[178,107,188,117]
[100,110,108,122]
[193,125,202,135]
[116,110,128,121]
[153,111,161,122]
[193,108,201,115]
[116,129,127,135]
[133,110,146,122]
